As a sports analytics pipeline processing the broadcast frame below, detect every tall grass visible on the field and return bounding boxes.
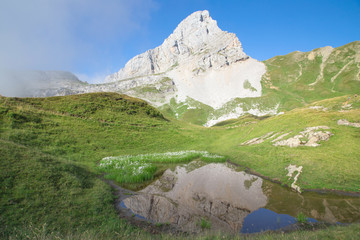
[98,151,226,184]
[99,156,157,183]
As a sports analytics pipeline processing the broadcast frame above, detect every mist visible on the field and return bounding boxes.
[0,0,157,96]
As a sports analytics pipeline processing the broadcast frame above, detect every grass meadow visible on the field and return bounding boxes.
[1,92,359,239]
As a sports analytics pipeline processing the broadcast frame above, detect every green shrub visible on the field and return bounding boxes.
[199,218,211,230]
[296,212,308,224]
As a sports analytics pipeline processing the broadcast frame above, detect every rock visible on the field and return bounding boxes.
[271,132,291,143]
[305,136,320,147]
[241,126,333,148]
[337,119,360,128]
[105,10,248,82]
[105,10,266,109]
[308,106,328,111]
[274,136,302,148]
[341,104,352,109]
[285,164,303,193]
[273,126,332,148]
[241,131,275,145]
[302,126,330,132]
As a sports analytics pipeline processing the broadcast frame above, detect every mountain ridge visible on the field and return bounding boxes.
[0,11,359,126]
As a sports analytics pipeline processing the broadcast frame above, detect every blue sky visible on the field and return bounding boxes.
[0,0,359,83]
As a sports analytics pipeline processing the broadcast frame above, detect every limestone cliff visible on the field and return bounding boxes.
[105,10,266,109]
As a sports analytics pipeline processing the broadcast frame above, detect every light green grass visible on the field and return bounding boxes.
[1,92,359,239]
[98,151,226,184]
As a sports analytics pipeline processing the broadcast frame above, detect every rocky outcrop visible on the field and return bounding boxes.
[337,119,360,128]
[285,164,303,193]
[241,126,333,147]
[273,126,333,147]
[240,131,277,145]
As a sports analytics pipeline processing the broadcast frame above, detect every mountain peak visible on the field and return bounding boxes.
[166,10,222,50]
[106,10,248,82]
[177,10,214,28]
[188,10,210,21]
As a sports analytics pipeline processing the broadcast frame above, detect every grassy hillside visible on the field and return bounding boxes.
[0,93,227,237]
[263,41,360,111]
[0,139,125,236]
[159,41,360,126]
[1,92,359,239]
[0,93,217,168]
[207,95,360,192]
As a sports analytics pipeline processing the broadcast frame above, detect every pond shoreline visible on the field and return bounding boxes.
[104,178,190,236]
[102,159,359,237]
[103,178,351,237]
[226,160,360,197]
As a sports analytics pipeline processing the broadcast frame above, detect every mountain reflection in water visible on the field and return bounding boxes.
[123,162,267,233]
[121,161,360,233]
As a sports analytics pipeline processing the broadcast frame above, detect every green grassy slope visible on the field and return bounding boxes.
[0,93,212,237]
[263,41,360,111]
[1,92,359,239]
[0,93,217,168]
[0,139,122,236]
[208,95,360,192]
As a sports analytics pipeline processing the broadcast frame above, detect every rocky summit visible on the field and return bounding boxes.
[106,10,265,109]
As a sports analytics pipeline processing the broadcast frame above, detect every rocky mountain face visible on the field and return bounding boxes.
[2,11,359,126]
[105,10,265,110]
[106,10,250,83]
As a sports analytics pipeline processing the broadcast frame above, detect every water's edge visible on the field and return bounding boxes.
[226,160,360,197]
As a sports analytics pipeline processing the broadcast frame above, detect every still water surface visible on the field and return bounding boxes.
[120,161,360,233]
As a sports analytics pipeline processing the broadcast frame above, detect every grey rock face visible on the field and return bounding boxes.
[105,10,265,110]
[105,10,248,82]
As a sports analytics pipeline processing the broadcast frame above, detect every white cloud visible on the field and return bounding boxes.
[74,72,109,84]
[0,0,157,71]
